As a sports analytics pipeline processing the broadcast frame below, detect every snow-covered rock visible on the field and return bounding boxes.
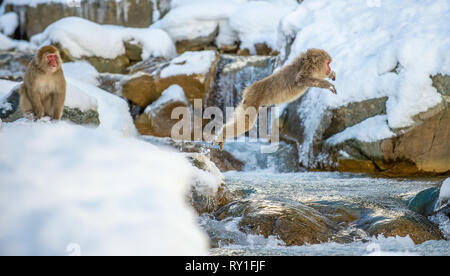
[29,17,176,73]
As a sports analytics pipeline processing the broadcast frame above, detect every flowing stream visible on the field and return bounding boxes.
[199,141,450,256]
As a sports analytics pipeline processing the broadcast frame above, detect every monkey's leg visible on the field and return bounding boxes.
[19,88,33,114]
[297,77,337,94]
[23,87,45,118]
[50,92,65,120]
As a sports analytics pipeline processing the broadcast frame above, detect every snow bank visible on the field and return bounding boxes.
[0,79,18,99]
[0,121,209,255]
[160,50,216,78]
[0,12,18,36]
[2,0,81,8]
[281,0,449,129]
[326,115,395,145]
[30,17,176,60]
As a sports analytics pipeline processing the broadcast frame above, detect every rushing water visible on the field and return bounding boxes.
[200,140,450,256]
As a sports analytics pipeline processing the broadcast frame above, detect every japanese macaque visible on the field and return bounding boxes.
[213,48,336,149]
[19,45,66,120]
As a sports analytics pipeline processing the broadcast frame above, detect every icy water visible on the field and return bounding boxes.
[200,141,450,256]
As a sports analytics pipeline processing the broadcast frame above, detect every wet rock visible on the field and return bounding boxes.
[361,211,444,244]
[187,153,237,214]
[5,0,169,39]
[0,50,34,81]
[215,200,341,246]
[408,187,440,216]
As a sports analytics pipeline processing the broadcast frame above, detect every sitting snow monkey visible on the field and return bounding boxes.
[19,45,66,120]
[213,48,337,149]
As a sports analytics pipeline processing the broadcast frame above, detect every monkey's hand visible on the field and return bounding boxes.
[329,84,337,94]
[329,71,336,81]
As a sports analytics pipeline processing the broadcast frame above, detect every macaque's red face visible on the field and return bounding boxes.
[326,60,331,75]
[46,53,58,68]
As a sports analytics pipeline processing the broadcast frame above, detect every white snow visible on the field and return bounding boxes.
[281,0,449,130]
[436,178,450,210]
[0,12,18,36]
[326,115,395,146]
[144,84,188,115]
[30,17,176,60]
[0,79,18,99]
[228,1,295,54]
[62,61,99,87]
[2,0,82,8]
[152,0,298,52]
[0,33,15,50]
[160,50,216,78]
[0,121,209,256]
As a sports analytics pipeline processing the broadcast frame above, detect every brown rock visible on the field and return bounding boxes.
[364,215,444,244]
[135,100,188,137]
[122,50,219,108]
[122,74,159,108]
[216,200,341,246]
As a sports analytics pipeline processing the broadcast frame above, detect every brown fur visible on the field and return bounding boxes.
[19,45,66,120]
[214,48,336,149]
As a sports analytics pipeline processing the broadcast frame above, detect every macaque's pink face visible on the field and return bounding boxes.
[326,59,331,75]
[46,53,58,68]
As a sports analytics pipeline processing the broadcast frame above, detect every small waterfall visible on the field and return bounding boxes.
[208,55,276,117]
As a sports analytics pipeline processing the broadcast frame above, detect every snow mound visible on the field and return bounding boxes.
[0,121,209,256]
[30,17,176,60]
[160,50,216,78]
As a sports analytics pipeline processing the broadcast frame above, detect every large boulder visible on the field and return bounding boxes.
[5,0,171,39]
[122,50,219,108]
[280,74,450,175]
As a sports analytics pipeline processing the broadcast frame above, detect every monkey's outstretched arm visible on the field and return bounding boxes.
[296,76,337,94]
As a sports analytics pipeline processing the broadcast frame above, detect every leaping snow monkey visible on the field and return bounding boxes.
[19,45,66,120]
[213,48,337,149]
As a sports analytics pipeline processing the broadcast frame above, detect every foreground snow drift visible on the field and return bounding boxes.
[0,121,209,255]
